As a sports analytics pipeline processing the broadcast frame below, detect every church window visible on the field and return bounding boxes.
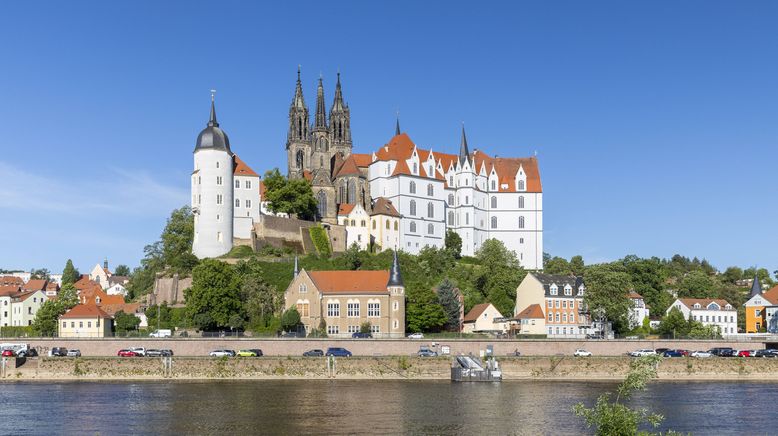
[410,222,417,233]
[409,181,416,194]
[216,176,222,185]
[518,180,525,191]
[317,191,327,218]
[519,216,525,229]
[246,200,252,208]
[235,180,240,189]
[449,176,454,186]
[448,211,454,225]
[216,194,223,205]
[339,185,346,203]
[296,302,309,317]
[491,196,497,208]
[348,180,357,204]
[296,150,304,169]
[427,203,434,218]
[427,223,434,235]
[320,156,324,168]
[491,216,497,229]
[409,200,416,216]
[394,221,398,230]
[427,184,434,196]
[235,199,240,208]
[412,163,418,174]
[448,194,454,206]
[519,196,525,208]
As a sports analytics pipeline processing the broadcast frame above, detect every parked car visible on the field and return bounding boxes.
[417,346,438,357]
[18,348,38,358]
[145,349,165,357]
[160,349,174,357]
[754,349,775,358]
[66,350,81,357]
[149,329,172,338]
[1,349,15,357]
[325,347,352,357]
[48,347,68,357]
[407,333,424,339]
[662,350,684,357]
[129,347,146,357]
[628,349,657,357]
[237,349,263,357]
[118,349,138,357]
[352,332,373,339]
[708,347,735,357]
[737,350,755,358]
[691,350,712,358]
[655,348,670,355]
[574,349,592,357]
[209,350,236,357]
[676,349,690,357]
[303,349,324,357]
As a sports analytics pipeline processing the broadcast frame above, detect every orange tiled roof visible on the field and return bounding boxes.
[22,279,47,292]
[307,270,390,294]
[464,303,493,322]
[370,197,400,217]
[351,153,373,167]
[678,298,733,310]
[233,154,259,177]
[100,302,141,317]
[338,203,356,216]
[60,304,111,319]
[0,276,24,287]
[753,285,778,305]
[0,285,21,297]
[516,304,545,319]
[391,159,412,176]
[628,291,643,299]
[334,155,361,178]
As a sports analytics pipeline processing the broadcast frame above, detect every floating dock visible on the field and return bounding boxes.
[450,355,502,382]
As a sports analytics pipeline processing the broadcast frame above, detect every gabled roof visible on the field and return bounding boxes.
[515,304,545,319]
[677,298,733,311]
[391,159,412,176]
[337,203,355,216]
[307,270,391,294]
[0,276,24,287]
[351,153,373,168]
[464,303,501,322]
[747,285,778,306]
[0,285,21,297]
[22,279,47,292]
[100,302,141,317]
[370,197,400,217]
[14,290,45,302]
[233,154,259,177]
[628,291,643,299]
[334,155,361,178]
[374,133,416,162]
[60,304,111,319]
[531,273,584,296]
[108,276,129,286]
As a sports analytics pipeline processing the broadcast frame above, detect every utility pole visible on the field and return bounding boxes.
[157,304,160,334]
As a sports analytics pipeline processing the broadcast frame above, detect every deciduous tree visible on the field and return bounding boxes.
[263,168,318,220]
[444,230,462,259]
[583,264,634,334]
[185,259,243,330]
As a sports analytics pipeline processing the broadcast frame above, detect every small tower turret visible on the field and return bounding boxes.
[387,250,406,338]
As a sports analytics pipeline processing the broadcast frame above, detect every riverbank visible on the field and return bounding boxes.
[5,356,778,381]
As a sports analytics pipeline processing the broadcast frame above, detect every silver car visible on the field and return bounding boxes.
[66,349,81,357]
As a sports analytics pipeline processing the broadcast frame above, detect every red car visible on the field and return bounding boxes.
[1,349,14,357]
[117,349,138,357]
[737,350,754,357]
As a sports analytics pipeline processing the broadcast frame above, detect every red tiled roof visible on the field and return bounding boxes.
[307,270,390,294]
[60,304,111,319]
[753,285,778,305]
[464,303,493,322]
[516,304,545,319]
[334,155,361,178]
[338,203,356,216]
[0,285,21,297]
[370,197,401,217]
[233,154,259,177]
[628,292,643,299]
[0,276,23,287]
[22,279,47,292]
[351,153,373,168]
[391,159,412,176]
[16,290,45,302]
[100,302,141,317]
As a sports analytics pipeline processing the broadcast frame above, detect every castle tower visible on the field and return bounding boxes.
[329,72,352,156]
[287,67,311,179]
[311,77,331,171]
[192,94,234,259]
[387,250,406,338]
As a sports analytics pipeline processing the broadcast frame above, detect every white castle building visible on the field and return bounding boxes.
[192,72,543,269]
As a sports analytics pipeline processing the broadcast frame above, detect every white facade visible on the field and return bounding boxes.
[10,290,48,327]
[667,299,738,335]
[106,283,128,297]
[192,148,234,258]
[339,204,371,250]
[628,293,650,329]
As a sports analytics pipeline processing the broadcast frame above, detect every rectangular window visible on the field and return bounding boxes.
[756,309,762,317]
[88,322,92,328]
[216,176,223,185]
[562,301,567,309]
[347,325,359,333]
[216,194,223,205]
[235,180,240,189]
[246,199,252,208]
[79,321,83,328]
[547,300,553,308]
[62,322,66,328]
[327,325,339,335]
[555,300,560,308]
[71,322,75,328]
[245,180,251,189]
[368,302,380,317]
[347,303,360,318]
[327,302,340,317]
[548,313,553,322]
[371,325,380,334]
[555,313,560,322]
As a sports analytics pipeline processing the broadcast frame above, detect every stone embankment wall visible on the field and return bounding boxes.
[15,338,763,358]
[255,215,346,254]
[6,356,778,381]
[146,275,191,306]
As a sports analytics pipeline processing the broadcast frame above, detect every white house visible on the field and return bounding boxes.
[338,203,370,250]
[628,291,650,329]
[89,262,112,290]
[10,290,48,327]
[667,298,737,335]
[462,303,505,333]
[106,283,128,297]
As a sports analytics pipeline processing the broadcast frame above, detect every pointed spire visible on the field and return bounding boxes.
[387,250,404,287]
[331,72,345,112]
[458,123,469,165]
[293,256,299,278]
[291,66,306,109]
[750,274,763,297]
[314,76,327,130]
[395,112,401,136]
[208,90,219,127]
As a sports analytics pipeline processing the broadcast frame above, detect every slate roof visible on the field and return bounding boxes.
[531,273,584,297]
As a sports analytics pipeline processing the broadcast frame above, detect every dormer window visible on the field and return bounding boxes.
[564,285,572,296]
[725,304,732,310]
[412,163,418,174]
[693,303,701,309]
[708,303,720,311]
[550,284,558,295]
[517,180,525,191]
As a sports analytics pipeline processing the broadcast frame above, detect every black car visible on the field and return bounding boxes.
[708,347,735,357]
[303,349,324,357]
[18,348,38,357]
[50,347,68,357]
[352,332,372,339]
[655,348,670,355]
[146,349,163,357]
[160,349,174,357]
[755,349,777,358]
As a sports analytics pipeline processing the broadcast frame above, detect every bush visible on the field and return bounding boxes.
[309,226,331,257]
[0,326,34,338]
[223,245,255,258]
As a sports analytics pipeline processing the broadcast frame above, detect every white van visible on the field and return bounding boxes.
[149,329,172,338]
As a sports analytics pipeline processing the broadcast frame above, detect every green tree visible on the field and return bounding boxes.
[444,230,462,259]
[584,264,634,334]
[145,303,173,330]
[436,279,462,331]
[657,307,691,338]
[544,256,572,275]
[573,355,672,435]
[341,243,363,270]
[263,168,318,220]
[678,270,716,298]
[406,281,448,333]
[61,259,79,285]
[161,206,198,273]
[114,264,131,276]
[570,255,585,276]
[30,268,50,280]
[185,259,243,330]
[360,321,372,334]
[114,310,141,334]
[281,307,301,332]
[475,239,525,316]
[228,314,245,332]
[32,284,79,336]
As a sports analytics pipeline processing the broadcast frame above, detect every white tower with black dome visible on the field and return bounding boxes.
[191,94,234,259]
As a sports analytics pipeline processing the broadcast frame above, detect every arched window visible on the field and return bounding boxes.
[490,196,497,208]
[448,194,454,206]
[296,150,304,169]
[348,180,357,204]
[317,191,327,218]
[491,180,496,190]
[409,181,416,194]
[319,156,324,168]
[491,216,497,229]
[518,196,525,208]
[427,202,434,218]
[427,184,434,196]
[427,223,434,234]
[518,180,525,191]
[519,216,525,229]
[409,200,416,216]
[350,219,356,226]
[448,211,454,225]
[339,184,346,203]
[410,222,417,233]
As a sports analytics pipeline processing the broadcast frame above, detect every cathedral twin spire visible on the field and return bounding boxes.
[290,67,349,140]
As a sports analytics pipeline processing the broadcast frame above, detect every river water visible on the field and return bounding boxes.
[1,380,774,435]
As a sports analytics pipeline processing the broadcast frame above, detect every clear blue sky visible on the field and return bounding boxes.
[1,1,776,275]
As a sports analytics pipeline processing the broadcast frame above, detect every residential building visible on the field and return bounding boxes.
[628,291,650,329]
[106,282,128,297]
[0,276,24,287]
[667,298,738,335]
[89,261,112,289]
[58,305,113,338]
[0,285,20,327]
[515,272,588,338]
[283,252,406,338]
[338,203,370,250]
[369,197,401,251]
[462,303,504,333]
[10,290,48,327]
[744,277,778,333]
[510,303,546,335]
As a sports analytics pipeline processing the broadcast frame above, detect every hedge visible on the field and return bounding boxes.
[309,226,331,257]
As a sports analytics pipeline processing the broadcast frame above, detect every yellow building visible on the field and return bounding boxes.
[744,277,778,333]
[58,304,113,338]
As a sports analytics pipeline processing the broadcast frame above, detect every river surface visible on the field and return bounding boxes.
[1,380,774,435]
